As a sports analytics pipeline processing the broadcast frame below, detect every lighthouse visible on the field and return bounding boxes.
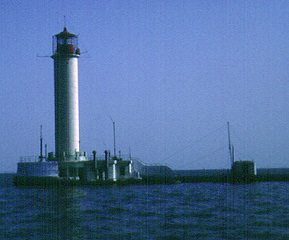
[15,27,138,184]
[51,28,81,161]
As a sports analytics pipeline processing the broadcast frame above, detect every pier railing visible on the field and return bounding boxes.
[19,156,39,162]
[88,154,140,161]
[19,154,145,164]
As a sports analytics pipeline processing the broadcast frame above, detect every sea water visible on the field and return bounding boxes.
[0,174,288,239]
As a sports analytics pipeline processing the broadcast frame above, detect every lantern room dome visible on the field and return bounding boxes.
[56,27,76,39]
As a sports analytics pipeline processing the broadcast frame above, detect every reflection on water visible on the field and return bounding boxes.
[36,187,88,240]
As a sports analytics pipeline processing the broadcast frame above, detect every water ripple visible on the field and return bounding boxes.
[0,175,289,239]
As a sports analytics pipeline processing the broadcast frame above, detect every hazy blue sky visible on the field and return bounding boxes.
[0,0,288,172]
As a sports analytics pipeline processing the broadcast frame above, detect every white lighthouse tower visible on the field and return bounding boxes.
[51,28,81,162]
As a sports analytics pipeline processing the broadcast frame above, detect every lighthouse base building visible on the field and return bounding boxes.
[15,155,138,185]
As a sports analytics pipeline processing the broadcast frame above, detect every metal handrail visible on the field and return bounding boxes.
[19,156,39,162]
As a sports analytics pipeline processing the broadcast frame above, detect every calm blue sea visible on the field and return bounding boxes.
[0,174,289,239]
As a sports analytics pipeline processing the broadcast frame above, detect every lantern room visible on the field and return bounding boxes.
[52,27,80,56]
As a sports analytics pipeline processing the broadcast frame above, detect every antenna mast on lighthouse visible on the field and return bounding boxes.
[39,125,43,162]
[227,121,234,166]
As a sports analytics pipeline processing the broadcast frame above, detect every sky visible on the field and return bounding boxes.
[0,0,288,172]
